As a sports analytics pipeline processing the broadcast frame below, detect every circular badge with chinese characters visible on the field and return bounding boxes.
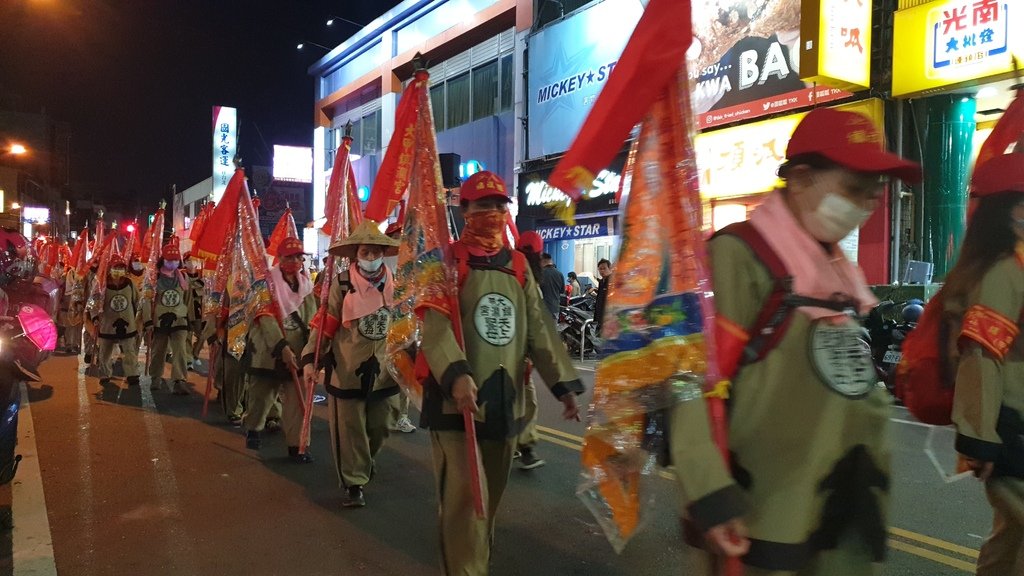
[808,319,877,399]
[160,289,181,308]
[110,294,129,313]
[474,293,516,346]
[357,309,390,341]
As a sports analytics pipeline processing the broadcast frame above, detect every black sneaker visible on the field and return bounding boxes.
[245,431,261,450]
[518,447,546,470]
[342,486,365,508]
[126,376,140,387]
[83,354,93,364]
[288,446,314,464]
[172,380,190,396]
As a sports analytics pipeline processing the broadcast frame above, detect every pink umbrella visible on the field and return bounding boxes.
[15,304,57,351]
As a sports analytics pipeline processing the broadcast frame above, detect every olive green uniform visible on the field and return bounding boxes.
[420,246,583,576]
[185,271,204,364]
[670,235,891,575]
[244,285,317,448]
[141,271,196,391]
[59,271,85,351]
[93,280,141,380]
[949,252,1024,575]
[201,314,248,421]
[301,270,399,488]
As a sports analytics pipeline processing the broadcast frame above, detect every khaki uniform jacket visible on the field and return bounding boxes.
[950,249,1024,478]
[140,271,195,334]
[249,281,317,378]
[301,270,399,401]
[420,246,583,441]
[59,271,85,327]
[670,235,891,570]
[93,280,139,340]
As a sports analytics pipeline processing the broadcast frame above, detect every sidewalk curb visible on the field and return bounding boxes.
[12,382,57,576]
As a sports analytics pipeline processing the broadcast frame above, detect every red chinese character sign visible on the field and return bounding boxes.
[934,0,1008,71]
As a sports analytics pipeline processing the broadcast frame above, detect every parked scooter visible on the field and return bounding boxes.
[558,294,600,357]
[864,299,922,393]
[0,229,59,487]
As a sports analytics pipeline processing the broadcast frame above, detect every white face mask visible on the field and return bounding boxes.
[801,192,873,244]
[131,261,144,272]
[358,257,384,273]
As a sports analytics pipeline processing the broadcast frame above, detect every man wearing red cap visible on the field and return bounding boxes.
[90,255,141,386]
[943,150,1024,575]
[141,240,196,394]
[419,171,584,574]
[246,236,317,462]
[671,108,922,575]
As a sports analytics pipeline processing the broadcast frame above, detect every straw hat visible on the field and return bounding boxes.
[328,219,400,259]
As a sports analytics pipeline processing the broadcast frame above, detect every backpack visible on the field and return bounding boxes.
[894,289,960,426]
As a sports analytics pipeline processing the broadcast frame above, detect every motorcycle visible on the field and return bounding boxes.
[558,294,600,357]
[0,230,60,487]
[864,299,921,394]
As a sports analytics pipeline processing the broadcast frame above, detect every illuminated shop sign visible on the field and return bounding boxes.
[212,106,238,203]
[893,0,1021,96]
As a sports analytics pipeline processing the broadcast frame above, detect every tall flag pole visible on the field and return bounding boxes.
[384,56,486,518]
[266,202,299,264]
[307,122,360,448]
[547,2,737,571]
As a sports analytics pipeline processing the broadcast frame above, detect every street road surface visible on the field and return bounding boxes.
[0,354,993,575]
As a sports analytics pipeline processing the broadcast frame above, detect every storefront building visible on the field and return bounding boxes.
[520,0,886,280]
[308,0,532,262]
[892,0,1022,279]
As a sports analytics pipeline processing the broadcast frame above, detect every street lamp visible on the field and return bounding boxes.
[11,202,21,210]
[326,14,364,28]
[296,40,331,51]
[9,144,27,155]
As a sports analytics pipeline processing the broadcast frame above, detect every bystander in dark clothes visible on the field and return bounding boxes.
[539,253,564,319]
[594,258,613,331]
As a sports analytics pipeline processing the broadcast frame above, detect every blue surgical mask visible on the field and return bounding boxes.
[163,260,179,271]
[358,257,383,273]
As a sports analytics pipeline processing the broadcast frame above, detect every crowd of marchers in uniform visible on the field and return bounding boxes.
[44,107,1024,576]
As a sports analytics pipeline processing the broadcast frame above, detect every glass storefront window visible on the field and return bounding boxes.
[362,110,380,153]
[430,84,446,132]
[447,72,471,129]
[472,60,499,120]
[500,54,513,112]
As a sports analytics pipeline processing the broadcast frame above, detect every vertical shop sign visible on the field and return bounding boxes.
[212,106,238,204]
[800,0,873,90]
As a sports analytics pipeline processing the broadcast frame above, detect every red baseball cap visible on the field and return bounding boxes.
[786,108,922,182]
[460,171,512,203]
[161,242,181,261]
[278,237,309,258]
[971,153,1024,197]
[517,231,543,254]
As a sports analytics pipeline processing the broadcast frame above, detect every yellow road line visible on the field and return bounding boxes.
[534,432,588,451]
[534,425,979,571]
[889,527,980,559]
[888,539,976,572]
[536,425,586,443]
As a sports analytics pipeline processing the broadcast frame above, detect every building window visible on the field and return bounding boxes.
[430,84,446,132]
[447,72,471,129]
[500,54,513,112]
[472,60,499,120]
[362,110,380,153]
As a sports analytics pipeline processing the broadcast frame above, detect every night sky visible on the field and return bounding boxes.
[0,0,403,211]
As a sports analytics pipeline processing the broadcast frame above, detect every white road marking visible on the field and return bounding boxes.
[76,362,95,574]
[140,373,200,573]
[12,382,57,576]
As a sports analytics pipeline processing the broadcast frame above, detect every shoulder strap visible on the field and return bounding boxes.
[713,221,796,370]
[451,243,528,292]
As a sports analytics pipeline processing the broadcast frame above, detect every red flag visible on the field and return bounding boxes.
[547,0,692,200]
[94,217,105,256]
[267,207,299,259]
[322,138,362,239]
[193,168,245,268]
[140,207,165,304]
[364,77,423,222]
[384,68,485,518]
[977,86,1024,168]
[71,228,90,277]
[189,202,213,244]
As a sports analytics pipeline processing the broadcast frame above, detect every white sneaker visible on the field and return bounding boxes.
[393,416,416,433]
